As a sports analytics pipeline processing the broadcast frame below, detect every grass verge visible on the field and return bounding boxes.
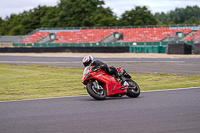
[0,64,200,101]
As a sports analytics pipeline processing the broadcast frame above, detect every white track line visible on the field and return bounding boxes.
[0,87,199,103]
[0,61,80,64]
[0,61,185,64]
[143,87,200,92]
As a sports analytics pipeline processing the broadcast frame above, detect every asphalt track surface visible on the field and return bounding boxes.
[0,88,200,133]
[0,55,200,75]
[0,55,200,133]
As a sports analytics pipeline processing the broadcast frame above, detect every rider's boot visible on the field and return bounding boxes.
[118,69,126,83]
[118,71,129,90]
[115,67,128,90]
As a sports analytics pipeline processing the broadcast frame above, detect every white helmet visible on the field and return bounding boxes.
[82,55,94,67]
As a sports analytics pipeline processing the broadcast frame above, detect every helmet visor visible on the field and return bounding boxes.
[83,61,91,67]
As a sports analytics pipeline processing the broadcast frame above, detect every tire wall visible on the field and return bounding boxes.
[166,43,192,54]
[194,43,200,54]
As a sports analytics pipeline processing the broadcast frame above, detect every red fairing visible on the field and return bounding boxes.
[82,66,127,97]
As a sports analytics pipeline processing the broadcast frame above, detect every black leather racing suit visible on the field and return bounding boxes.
[91,60,119,77]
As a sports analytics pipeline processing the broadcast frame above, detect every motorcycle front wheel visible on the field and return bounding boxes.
[126,79,140,98]
[86,81,107,100]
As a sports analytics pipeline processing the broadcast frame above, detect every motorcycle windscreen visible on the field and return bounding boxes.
[83,66,91,76]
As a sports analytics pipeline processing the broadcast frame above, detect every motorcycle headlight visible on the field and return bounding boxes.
[81,79,84,83]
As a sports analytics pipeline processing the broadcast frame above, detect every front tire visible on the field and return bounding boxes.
[126,79,140,98]
[86,81,107,100]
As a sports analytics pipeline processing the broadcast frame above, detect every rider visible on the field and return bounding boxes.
[82,55,120,78]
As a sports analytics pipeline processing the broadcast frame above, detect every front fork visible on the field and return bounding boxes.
[92,80,103,92]
[93,80,99,89]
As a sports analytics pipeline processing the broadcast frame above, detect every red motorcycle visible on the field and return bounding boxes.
[82,66,140,100]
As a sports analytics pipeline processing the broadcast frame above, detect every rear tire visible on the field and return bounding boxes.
[86,81,107,100]
[126,79,140,98]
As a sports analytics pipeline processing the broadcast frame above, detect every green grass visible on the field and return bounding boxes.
[0,63,200,101]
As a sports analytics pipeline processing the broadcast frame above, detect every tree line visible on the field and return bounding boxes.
[0,0,200,36]
[154,5,200,24]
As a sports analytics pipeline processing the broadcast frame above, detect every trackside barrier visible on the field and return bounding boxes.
[13,41,193,47]
[129,45,166,53]
[13,42,131,47]
[12,41,194,53]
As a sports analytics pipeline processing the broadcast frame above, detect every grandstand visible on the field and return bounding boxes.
[20,32,50,43]
[17,26,200,44]
[1,25,200,53]
[184,29,200,42]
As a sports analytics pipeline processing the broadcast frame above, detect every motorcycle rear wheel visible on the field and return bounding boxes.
[86,81,107,100]
[126,79,140,98]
